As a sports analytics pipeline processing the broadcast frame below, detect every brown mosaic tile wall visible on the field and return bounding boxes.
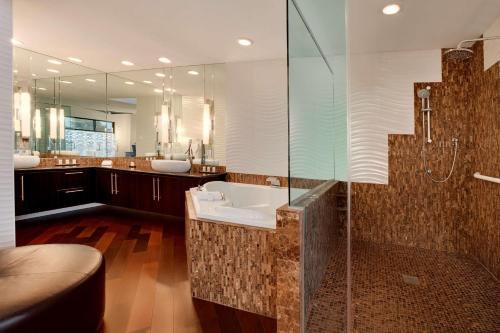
[185,193,277,318]
[276,207,302,333]
[462,42,500,277]
[275,181,346,333]
[226,172,289,187]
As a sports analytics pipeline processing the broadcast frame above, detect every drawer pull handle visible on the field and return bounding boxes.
[152,178,156,200]
[65,189,84,194]
[64,172,84,175]
[21,175,24,201]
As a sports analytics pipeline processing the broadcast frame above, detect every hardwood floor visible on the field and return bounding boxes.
[16,206,276,333]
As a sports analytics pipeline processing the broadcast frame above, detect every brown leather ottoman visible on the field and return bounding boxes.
[0,244,105,333]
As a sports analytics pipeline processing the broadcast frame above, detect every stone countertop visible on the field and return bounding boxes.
[14,165,226,179]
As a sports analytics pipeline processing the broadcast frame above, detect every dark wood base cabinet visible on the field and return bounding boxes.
[15,168,225,218]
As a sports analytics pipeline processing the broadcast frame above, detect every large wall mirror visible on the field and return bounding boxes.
[13,47,225,163]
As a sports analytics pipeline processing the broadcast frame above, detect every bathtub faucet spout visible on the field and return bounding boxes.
[265,177,281,188]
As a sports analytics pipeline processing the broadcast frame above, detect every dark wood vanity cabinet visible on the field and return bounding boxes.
[16,167,225,218]
[95,169,132,207]
[15,168,94,215]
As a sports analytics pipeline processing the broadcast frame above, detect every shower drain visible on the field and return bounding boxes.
[402,274,420,285]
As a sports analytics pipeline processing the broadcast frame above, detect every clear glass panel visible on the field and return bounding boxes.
[288,1,335,203]
[287,0,348,332]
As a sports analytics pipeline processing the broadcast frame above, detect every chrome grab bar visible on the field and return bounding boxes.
[474,172,500,184]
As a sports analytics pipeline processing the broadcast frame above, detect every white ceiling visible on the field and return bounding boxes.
[13,0,500,73]
[13,0,287,72]
[349,0,500,54]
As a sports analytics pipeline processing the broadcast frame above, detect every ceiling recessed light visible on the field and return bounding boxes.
[158,57,171,64]
[153,88,163,93]
[188,70,199,76]
[11,38,23,46]
[155,72,166,77]
[13,69,18,74]
[32,73,37,77]
[143,80,152,84]
[47,68,59,73]
[121,60,134,66]
[67,57,83,63]
[85,78,96,83]
[237,38,253,46]
[382,4,400,15]
[124,81,135,85]
[59,80,72,84]
[48,59,62,65]
[37,87,47,91]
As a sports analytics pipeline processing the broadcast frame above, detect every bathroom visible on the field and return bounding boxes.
[0,0,499,332]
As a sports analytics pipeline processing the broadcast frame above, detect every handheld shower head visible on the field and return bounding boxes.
[417,88,430,99]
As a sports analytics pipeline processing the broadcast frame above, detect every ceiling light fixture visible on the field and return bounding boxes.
[143,80,152,84]
[32,73,37,77]
[158,57,171,64]
[59,80,72,84]
[11,38,23,46]
[188,70,199,76]
[37,87,47,91]
[382,4,400,15]
[155,72,166,77]
[67,57,83,63]
[85,78,96,83]
[124,81,135,85]
[13,69,18,74]
[154,88,163,93]
[121,60,134,66]
[237,38,253,46]
[47,68,59,73]
[48,59,62,65]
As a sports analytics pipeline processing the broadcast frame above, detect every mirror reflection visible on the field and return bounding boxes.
[13,47,224,164]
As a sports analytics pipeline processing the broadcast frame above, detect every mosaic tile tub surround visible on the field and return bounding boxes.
[185,192,277,318]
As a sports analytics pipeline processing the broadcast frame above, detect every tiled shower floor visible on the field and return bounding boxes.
[306,240,500,333]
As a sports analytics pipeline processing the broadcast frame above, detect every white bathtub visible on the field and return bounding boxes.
[189,181,293,229]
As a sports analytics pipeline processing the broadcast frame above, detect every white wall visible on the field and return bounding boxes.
[484,15,500,70]
[350,49,442,184]
[0,0,15,248]
[225,59,288,177]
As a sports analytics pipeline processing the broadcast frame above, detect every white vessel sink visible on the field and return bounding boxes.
[151,159,191,173]
[14,155,41,169]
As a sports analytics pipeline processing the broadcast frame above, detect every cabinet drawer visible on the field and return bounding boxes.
[57,170,91,190]
[56,187,91,208]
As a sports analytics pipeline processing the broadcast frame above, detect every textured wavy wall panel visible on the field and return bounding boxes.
[225,60,287,177]
[350,49,442,184]
[0,0,15,248]
[484,15,500,70]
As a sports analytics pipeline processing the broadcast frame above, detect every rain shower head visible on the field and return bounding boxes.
[445,35,500,60]
[417,88,430,99]
[444,47,474,60]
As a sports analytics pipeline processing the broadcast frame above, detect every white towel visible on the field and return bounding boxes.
[197,191,224,201]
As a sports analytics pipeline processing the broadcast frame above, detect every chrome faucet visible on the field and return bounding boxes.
[266,176,280,188]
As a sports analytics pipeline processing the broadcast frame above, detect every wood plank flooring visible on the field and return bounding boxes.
[16,206,276,333]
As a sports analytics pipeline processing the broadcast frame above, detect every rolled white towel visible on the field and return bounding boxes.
[197,191,224,201]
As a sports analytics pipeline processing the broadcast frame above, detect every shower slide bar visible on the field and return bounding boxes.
[473,172,500,184]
